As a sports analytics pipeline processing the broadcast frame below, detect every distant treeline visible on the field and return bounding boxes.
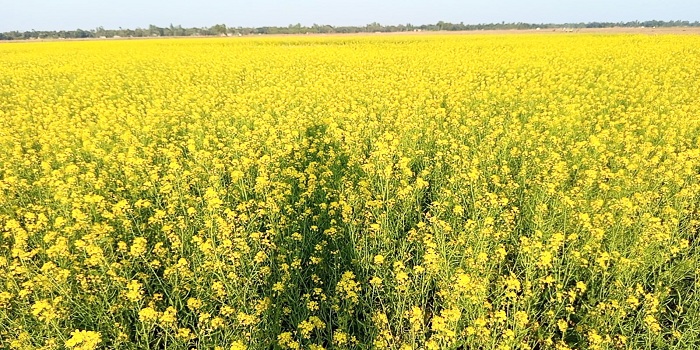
[2,20,699,40]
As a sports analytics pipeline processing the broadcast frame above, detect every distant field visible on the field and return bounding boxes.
[2,26,699,43]
[339,26,700,35]
[1,35,700,349]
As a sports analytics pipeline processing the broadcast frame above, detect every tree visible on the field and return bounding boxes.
[211,24,227,36]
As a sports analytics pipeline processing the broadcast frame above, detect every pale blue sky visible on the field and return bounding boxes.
[2,0,698,32]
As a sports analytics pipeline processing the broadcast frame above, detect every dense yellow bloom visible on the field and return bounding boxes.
[138,307,160,323]
[187,297,203,310]
[373,254,385,265]
[557,319,568,333]
[64,330,101,350]
[1,33,699,349]
[129,237,148,257]
[277,332,300,349]
[0,291,11,308]
[230,341,247,350]
[336,271,360,304]
[333,330,349,346]
[176,328,194,341]
[31,298,62,323]
[125,280,143,302]
[514,311,529,328]
[160,306,177,325]
[644,315,661,334]
[409,306,424,331]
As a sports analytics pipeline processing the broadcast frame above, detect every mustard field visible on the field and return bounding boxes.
[1,34,700,349]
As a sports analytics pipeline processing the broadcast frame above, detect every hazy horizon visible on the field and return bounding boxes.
[2,0,699,32]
